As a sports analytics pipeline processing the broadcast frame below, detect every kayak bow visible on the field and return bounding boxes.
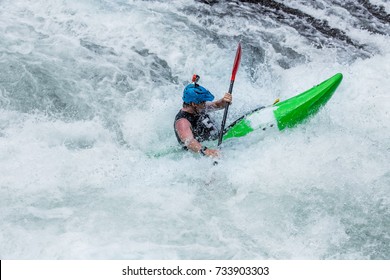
[223,73,343,140]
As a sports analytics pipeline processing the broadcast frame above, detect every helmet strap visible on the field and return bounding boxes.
[190,103,198,114]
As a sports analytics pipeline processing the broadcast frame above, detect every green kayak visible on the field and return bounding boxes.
[148,73,343,158]
[223,73,343,140]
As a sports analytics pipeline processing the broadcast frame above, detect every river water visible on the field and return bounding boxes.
[0,0,389,259]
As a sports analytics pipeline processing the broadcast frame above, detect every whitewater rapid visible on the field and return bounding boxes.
[0,0,389,259]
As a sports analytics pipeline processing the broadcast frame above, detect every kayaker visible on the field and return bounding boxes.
[174,75,232,158]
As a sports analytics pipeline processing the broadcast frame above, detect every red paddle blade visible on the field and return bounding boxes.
[231,42,242,82]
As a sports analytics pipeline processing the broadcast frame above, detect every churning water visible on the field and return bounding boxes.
[0,0,389,259]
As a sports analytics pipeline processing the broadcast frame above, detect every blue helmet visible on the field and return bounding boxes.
[182,84,214,104]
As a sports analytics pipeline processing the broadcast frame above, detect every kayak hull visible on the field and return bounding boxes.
[223,73,343,141]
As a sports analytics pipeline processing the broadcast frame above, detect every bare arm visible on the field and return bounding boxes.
[175,118,220,157]
[175,118,202,152]
[206,93,232,110]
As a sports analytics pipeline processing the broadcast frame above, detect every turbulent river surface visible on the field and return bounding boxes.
[0,0,389,259]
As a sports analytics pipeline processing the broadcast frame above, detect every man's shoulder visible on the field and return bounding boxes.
[175,110,193,120]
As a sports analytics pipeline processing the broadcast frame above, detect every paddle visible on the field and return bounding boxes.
[217,42,242,147]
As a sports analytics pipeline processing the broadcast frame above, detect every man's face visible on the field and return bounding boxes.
[193,102,206,113]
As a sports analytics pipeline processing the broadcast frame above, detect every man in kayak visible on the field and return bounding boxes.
[174,75,232,158]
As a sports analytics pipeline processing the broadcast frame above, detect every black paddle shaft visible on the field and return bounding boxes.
[217,80,234,146]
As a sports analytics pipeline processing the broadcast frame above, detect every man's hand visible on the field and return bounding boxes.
[222,92,232,104]
[204,148,220,158]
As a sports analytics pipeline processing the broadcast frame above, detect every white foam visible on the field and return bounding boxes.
[1,0,389,260]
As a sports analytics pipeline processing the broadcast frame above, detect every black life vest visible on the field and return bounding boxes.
[174,110,219,148]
